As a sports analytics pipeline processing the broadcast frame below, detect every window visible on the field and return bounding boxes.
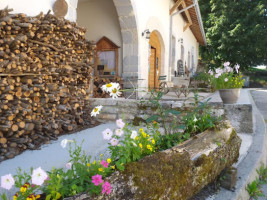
[96,37,119,76]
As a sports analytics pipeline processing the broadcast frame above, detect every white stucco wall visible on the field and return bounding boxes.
[76,0,123,75]
[0,0,78,21]
[132,0,199,87]
[132,0,170,87]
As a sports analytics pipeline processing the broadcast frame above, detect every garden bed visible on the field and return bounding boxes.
[64,120,241,200]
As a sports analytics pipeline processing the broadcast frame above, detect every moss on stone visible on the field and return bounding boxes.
[90,122,241,200]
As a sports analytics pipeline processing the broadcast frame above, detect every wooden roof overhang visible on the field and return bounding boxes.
[171,0,206,46]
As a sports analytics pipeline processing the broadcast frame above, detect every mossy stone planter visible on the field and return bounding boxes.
[219,88,241,104]
[65,121,241,200]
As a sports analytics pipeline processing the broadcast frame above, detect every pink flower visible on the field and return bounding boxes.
[116,119,125,129]
[31,167,48,186]
[115,129,124,137]
[110,138,119,146]
[66,162,72,169]
[102,181,112,195]
[215,74,221,78]
[208,69,213,75]
[102,129,113,140]
[1,174,15,190]
[100,160,109,168]
[92,174,103,186]
[223,62,230,67]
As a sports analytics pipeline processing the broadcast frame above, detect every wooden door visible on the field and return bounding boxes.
[149,47,156,89]
[149,31,162,89]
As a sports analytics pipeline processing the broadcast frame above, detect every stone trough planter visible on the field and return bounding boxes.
[64,121,241,200]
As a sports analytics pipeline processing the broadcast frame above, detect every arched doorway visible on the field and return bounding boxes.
[148,31,163,89]
[77,0,139,79]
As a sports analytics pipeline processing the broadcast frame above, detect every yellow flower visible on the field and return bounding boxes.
[87,163,91,167]
[139,128,143,132]
[107,158,112,163]
[100,154,103,157]
[111,165,115,169]
[142,132,147,138]
[13,196,18,200]
[135,136,139,140]
[139,143,143,148]
[20,186,27,193]
[36,195,41,199]
[152,139,155,144]
[147,144,153,151]
[98,168,103,172]
[93,160,96,165]
[121,163,124,166]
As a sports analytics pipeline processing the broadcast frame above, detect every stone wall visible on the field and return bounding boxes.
[89,98,253,133]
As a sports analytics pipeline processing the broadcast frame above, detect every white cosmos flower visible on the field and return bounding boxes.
[115,129,124,137]
[235,64,240,73]
[193,117,197,122]
[102,128,113,140]
[130,131,138,140]
[215,74,221,78]
[116,119,125,129]
[61,139,73,148]
[208,69,213,75]
[31,167,48,186]
[0,174,15,190]
[110,138,119,146]
[91,105,103,117]
[225,78,228,82]
[66,162,72,169]
[223,62,230,67]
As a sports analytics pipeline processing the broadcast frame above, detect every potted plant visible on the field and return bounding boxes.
[208,62,245,104]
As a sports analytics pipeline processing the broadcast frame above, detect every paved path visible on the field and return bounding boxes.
[251,89,267,200]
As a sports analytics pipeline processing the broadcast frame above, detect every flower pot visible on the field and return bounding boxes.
[219,88,241,104]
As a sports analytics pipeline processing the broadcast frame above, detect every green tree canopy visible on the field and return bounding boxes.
[199,0,267,68]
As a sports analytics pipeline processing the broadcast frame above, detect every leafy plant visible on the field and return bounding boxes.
[108,123,156,171]
[182,93,220,137]
[246,179,265,200]
[140,90,181,135]
[208,62,244,90]
[42,140,113,198]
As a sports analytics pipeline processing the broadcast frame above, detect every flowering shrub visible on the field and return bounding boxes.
[208,62,244,90]
[42,140,113,198]
[104,119,156,170]
[0,140,113,199]
[182,93,220,137]
[0,168,45,200]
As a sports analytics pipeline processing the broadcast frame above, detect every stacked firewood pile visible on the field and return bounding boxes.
[93,76,123,98]
[0,7,96,161]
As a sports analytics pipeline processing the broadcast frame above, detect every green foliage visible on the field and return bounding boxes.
[247,164,267,199]
[108,124,156,171]
[208,66,245,90]
[140,90,181,135]
[42,141,113,198]
[182,93,220,136]
[13,168,41,200]
[246,179,265,200]
[199,0,267,68]
[0,193,8,200]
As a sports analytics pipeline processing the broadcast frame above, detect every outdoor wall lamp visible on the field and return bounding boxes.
[142,29,151,39]
[178,38,183,44]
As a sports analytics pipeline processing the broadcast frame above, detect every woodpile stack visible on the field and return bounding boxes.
[93,76,123,98]
[0,7,96,161]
